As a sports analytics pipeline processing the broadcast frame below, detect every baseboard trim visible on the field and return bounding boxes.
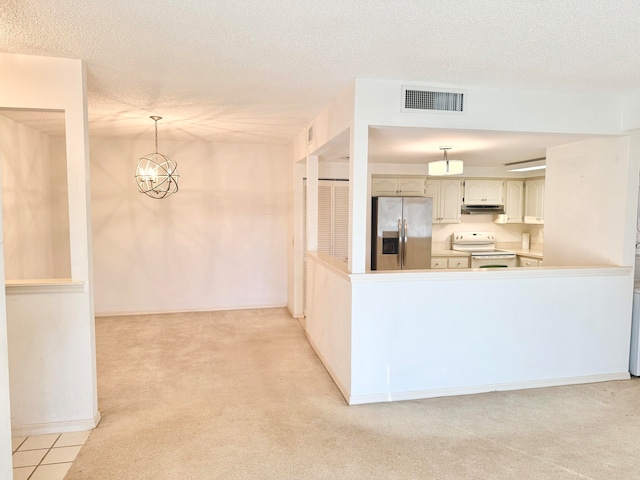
[305,334,350,404]
[12,410,101,436]
[96,304,288,317]
[348,372,631,405]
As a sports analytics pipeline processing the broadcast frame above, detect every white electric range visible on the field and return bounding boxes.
[452,232,516,268]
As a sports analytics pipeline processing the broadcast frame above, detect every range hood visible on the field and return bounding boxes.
[461,204,505,215]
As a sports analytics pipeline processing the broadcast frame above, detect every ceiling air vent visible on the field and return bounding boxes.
[307,123,314,144]
[401,86,466,114]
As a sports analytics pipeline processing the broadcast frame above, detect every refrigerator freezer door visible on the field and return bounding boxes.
[402,197,432,269]
[372,197,432,270]
[373,197,403,271]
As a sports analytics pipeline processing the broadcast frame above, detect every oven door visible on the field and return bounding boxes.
[471,254,516,268]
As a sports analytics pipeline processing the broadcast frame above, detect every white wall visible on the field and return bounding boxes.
[305,254,352,399]
[91,138,290,315]
[0,116,57,280]
[623,88,640,131]
[7,285,98,435]
[349,267,631,404]
[50,136,71,279]
[0,53,98,449]
[0,186,10,479]
[545,137,634,266]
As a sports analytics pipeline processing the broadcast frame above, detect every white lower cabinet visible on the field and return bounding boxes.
[518,256,540,267]
[431,257,469,269]
[431,258,447,269]
[447,257,469,269]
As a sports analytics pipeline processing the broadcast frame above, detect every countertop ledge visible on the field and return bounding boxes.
[5,279,86,294]
[510,249,544,259]
[350,266,630,283]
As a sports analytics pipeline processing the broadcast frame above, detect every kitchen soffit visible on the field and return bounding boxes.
[321,127,599,168]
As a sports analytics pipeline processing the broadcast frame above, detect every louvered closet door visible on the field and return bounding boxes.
[317,181,333,255]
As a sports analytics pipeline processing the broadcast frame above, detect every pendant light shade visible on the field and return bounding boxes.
[135,116,179,199]
[428,147,463,176]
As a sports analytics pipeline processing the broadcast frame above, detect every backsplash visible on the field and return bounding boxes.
[433,217,543,250]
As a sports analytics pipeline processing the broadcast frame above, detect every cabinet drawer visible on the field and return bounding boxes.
[447,257,469,269]
[431,258,447,269]
[518,257,539,267]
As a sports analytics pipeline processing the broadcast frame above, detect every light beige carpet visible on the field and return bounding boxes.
[66,308,640,479]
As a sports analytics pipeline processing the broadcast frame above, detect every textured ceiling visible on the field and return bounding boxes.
[1,0,640,145]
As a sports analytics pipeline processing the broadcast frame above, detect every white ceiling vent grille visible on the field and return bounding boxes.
[307,123,314,144]
[401,86,466,114]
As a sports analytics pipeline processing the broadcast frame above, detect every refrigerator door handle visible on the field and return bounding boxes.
[403,219,408,266]
[397,219,403,268]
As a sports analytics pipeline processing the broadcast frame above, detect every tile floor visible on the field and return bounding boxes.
[11,430,91,480]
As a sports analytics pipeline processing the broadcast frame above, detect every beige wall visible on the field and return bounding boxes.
[90,137,290,315]
[0,115,71,280]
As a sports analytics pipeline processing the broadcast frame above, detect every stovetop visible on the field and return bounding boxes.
[451,232,515,256]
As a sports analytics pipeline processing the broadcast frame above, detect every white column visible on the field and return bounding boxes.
[349,123,369,274]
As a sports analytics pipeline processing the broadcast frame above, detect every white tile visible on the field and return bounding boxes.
[18,433,60,450]
[12,466,36,480]
[29,463,73,480]
[53,429,91,447]
[42,445,81,464]
[12,448,48,467]
[11,436,27,452]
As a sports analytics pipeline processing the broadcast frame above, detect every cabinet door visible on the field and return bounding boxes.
[447,257,469,269]
[518,257,539,267]
[424,180,442,223]
[397,177,425,196]
[439,180,461,223]
[524,179,544,224]
[538,181,545,223]
[504,180,523,223]
[484,180,504,204]
[371,177,398,196]
[463,180,485,204]
[431,258,447,269]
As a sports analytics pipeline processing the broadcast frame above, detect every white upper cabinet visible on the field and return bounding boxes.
[425,179,461,223]
[463,179,504,204]
[503,180,524,223]
[524,178,544,224]
[371,176,425,196]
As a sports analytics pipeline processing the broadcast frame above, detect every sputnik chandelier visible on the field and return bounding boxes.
[135,116,179,199]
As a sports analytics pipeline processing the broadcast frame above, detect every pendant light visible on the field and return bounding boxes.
[428,147,463,176]
[135,116,179,199]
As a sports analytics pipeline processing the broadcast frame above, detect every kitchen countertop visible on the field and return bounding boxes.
[431,249,470,257]
[433,248,544,260]
[509,248,544,259]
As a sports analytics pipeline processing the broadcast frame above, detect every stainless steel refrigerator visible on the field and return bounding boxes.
[371,197,432,270]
